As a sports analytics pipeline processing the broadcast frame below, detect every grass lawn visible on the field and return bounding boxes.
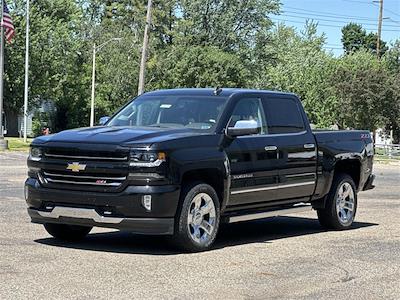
[3,137,32,151]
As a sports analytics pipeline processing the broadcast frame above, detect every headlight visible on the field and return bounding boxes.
[129,150,166,167]
[29,147,43,161]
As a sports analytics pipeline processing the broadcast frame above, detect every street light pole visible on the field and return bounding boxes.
[90,43,96,127]
[23,0,30,142]
[0,0,8,150]
[89,38,121,127]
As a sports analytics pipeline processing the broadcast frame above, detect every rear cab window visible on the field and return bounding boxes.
[263,96,305,134]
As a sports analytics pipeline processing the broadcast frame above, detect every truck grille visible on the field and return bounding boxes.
[40,147,130,192]
[40,170,127,192]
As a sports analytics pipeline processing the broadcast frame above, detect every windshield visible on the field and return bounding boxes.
[108,95,228,130]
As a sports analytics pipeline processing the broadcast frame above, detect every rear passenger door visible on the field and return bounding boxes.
[262,95,317,201]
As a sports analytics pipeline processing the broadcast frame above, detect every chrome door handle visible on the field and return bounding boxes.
[265,146,278,151]
[304,143,315,149]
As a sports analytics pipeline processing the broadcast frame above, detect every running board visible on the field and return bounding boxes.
[227,204,313,223]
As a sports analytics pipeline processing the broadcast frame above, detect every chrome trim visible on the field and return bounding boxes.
[128,172,164,179]
[43,172,126,181]
[129,159,165,168]
[29,155,42,162]
[45,153,128,161]
[45,178,121,187]
[228,205,312,223]
[230,181,315,195]
[236,130,308,139]
[285,173,316,178]
[37,207,123,224]
[304,143,315,149]
[264,145,278,151]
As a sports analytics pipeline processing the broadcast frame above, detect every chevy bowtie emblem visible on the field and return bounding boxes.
[66,162,86,172]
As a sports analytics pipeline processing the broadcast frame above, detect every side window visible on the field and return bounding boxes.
[263,97,305,134]
[229,98,267,134]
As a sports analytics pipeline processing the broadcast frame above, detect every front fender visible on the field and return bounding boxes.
[168,147,231,211]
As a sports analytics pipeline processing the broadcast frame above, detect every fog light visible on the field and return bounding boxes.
[142,195,152,211]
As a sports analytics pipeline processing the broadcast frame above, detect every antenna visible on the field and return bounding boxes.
[214,87,223,96]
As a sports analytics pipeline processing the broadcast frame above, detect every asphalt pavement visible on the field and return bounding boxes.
[0,151,399,299]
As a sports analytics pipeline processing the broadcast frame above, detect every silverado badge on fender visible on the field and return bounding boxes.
[66,162,86,172]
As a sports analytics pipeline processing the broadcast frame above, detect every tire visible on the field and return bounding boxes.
[44,223,92,241]
[173,182,220,252]
[317,173,357,230]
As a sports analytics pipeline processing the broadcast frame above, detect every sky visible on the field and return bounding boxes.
[277,0,400,56]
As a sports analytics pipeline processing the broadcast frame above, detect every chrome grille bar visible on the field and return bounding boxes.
[45,178,121,187]
[44,153,128,161]
[43,172,126,181]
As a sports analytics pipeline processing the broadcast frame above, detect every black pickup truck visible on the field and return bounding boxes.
[25,88,375,252]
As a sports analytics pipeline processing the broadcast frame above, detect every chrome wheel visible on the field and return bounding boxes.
[187,193,216,245]
[336,182,355,225]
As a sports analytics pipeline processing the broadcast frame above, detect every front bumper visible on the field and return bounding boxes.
[25,178,180,235]
[28,207,174,235]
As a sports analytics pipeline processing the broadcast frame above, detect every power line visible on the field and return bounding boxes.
[340,0,400,19]
[283,4,400,26]
[388,17,400,25]
[270,17,400,32]
[282,10,377,21]
[282,9,400,26]
[279,13,400,27]
[323,46,343,50]
[283,5,378,20]
[341,0,370,4]
[372,2,400,19]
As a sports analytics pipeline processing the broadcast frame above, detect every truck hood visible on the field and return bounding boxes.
[33,126,205,146]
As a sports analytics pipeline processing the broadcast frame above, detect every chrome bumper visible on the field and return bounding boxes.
[37,206,124,224]
[28,207,175,235]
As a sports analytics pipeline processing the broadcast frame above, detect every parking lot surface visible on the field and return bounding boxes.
[0,151,399,299]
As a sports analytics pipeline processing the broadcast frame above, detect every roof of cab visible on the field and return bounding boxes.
[143,88,296,98]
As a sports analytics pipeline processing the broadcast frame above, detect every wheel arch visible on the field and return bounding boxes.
[180,168,227,209]
[334,159,361,190]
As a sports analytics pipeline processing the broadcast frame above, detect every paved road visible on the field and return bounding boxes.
[0,152,399,299]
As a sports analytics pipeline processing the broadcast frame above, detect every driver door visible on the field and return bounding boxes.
[226,96,280,207]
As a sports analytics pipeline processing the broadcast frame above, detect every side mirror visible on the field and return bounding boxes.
[99,116,110,126]
[226,120,260,137]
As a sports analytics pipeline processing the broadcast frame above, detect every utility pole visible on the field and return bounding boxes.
[376,0,383,58]
[0,0,8,150]
[137,0,152,96]
[23,0,30,142]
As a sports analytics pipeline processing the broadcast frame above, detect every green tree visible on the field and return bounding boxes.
[260,23,338,128]
[147,45,249,89]
[341,23,387,56]
[385,40,400,73]
[176,0,279,50]
[5,0,88,131]
[332,50,398,131]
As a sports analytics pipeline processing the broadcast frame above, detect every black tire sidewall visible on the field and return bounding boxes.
[175,182,220,252]
[44,223,92,241]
